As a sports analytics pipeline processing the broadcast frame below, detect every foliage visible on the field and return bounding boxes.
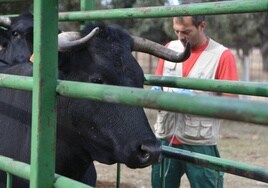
[206,13,267,55]
[205,12,268,71]
[97,0,170,44]
[0,0,32,14]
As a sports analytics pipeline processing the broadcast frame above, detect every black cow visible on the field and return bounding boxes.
[0,21,190,187]
[0,13,33,66]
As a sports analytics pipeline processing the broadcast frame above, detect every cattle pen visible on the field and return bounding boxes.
[0,0,268,188]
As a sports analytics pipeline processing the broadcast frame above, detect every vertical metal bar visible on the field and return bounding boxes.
[6,173,12,188]
[80,0,95,27]
[80,0,95,11]
[160,158,166,188]
[30,0,58,188]
[116,163,121,188]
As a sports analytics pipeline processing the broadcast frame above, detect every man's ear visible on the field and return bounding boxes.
[199,21,206,31]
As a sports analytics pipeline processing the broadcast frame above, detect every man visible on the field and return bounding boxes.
[151,15,238,188]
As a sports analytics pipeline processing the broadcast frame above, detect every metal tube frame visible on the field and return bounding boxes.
[58,0,268,21]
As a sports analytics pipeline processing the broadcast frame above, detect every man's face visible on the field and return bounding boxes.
[173,16,205,49]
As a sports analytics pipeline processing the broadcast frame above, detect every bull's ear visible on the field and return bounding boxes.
[132,36,191,63]
[29,54,34,63]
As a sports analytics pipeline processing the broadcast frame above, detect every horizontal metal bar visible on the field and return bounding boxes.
[1,75,268,125]
[2,0,267,21]
[162,145,268,183]
[0,156,30,181]
[0,155,92,188]
[54,175,92,188]
[58,0,268,21]
[0,74,32,91]
[144,74,268,97]
[56,79,268,125]
[0,0,23,2]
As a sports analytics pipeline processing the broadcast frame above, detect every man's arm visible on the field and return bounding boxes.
[216,49,239,98]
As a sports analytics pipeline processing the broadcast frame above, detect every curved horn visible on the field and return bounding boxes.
[132,36,190,62]
[0,16,11,28]
[58,27,99,52]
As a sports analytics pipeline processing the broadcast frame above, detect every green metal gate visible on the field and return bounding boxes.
[0,0,268,188]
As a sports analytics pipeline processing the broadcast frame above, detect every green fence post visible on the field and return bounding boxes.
[6,173,12,188]
[160,158,166,188]
[116,163,121,188]
[30,0,58,188]
[80,0,95,28]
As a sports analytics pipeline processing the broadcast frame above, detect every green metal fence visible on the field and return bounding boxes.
[0,0,268,188]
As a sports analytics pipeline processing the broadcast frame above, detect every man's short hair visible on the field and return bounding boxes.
[178,0,205,28]
[191,15,205,27]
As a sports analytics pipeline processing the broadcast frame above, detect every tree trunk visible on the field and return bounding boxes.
[262,55,268,72]
[241,55,250,81]
[261,43,268,72]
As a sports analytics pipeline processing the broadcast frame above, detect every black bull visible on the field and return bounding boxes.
[0,18,190,187]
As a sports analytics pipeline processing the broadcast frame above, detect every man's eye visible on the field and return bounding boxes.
[183,30,191,35]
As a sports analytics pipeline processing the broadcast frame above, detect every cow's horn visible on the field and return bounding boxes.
[58,27,99,52]
[0,17,11,28]
[132,36,190,62]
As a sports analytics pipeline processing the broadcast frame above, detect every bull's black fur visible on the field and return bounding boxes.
[0,13,33,66]
[0,22,161,187]
[0,28,9,65]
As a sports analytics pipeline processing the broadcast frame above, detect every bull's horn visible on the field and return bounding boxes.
[132,36,190,62]
[0,17,11,28]
[58,27,99,52]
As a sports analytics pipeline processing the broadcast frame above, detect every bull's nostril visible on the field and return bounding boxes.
[140,145,151,162]
[140,143,162,163]
[141,151,150,161]
[139,145,151,163]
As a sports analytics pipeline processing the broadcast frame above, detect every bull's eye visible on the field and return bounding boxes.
[90,77,103,84]
[12,31,19,37]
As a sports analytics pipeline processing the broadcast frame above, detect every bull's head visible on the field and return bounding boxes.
[55,25,190,170]
[58,27,190,62]
[0,13,33,65]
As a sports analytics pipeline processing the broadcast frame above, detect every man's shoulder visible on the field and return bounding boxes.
[206,38,228,54]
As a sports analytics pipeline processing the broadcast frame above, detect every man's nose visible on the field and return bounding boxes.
[176,32,186,41]
[175,31,185,40]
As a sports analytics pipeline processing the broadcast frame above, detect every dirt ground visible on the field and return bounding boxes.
[94,109,268,188]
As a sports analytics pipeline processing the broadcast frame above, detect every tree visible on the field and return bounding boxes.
[256,12,268,72]
[205,12,268,75]
[2,0,267,73]
[0,0,32,14]
[98,0,170,44]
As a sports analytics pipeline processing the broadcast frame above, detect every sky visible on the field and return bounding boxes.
[100,0,181,6]
[166,0,180,5]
